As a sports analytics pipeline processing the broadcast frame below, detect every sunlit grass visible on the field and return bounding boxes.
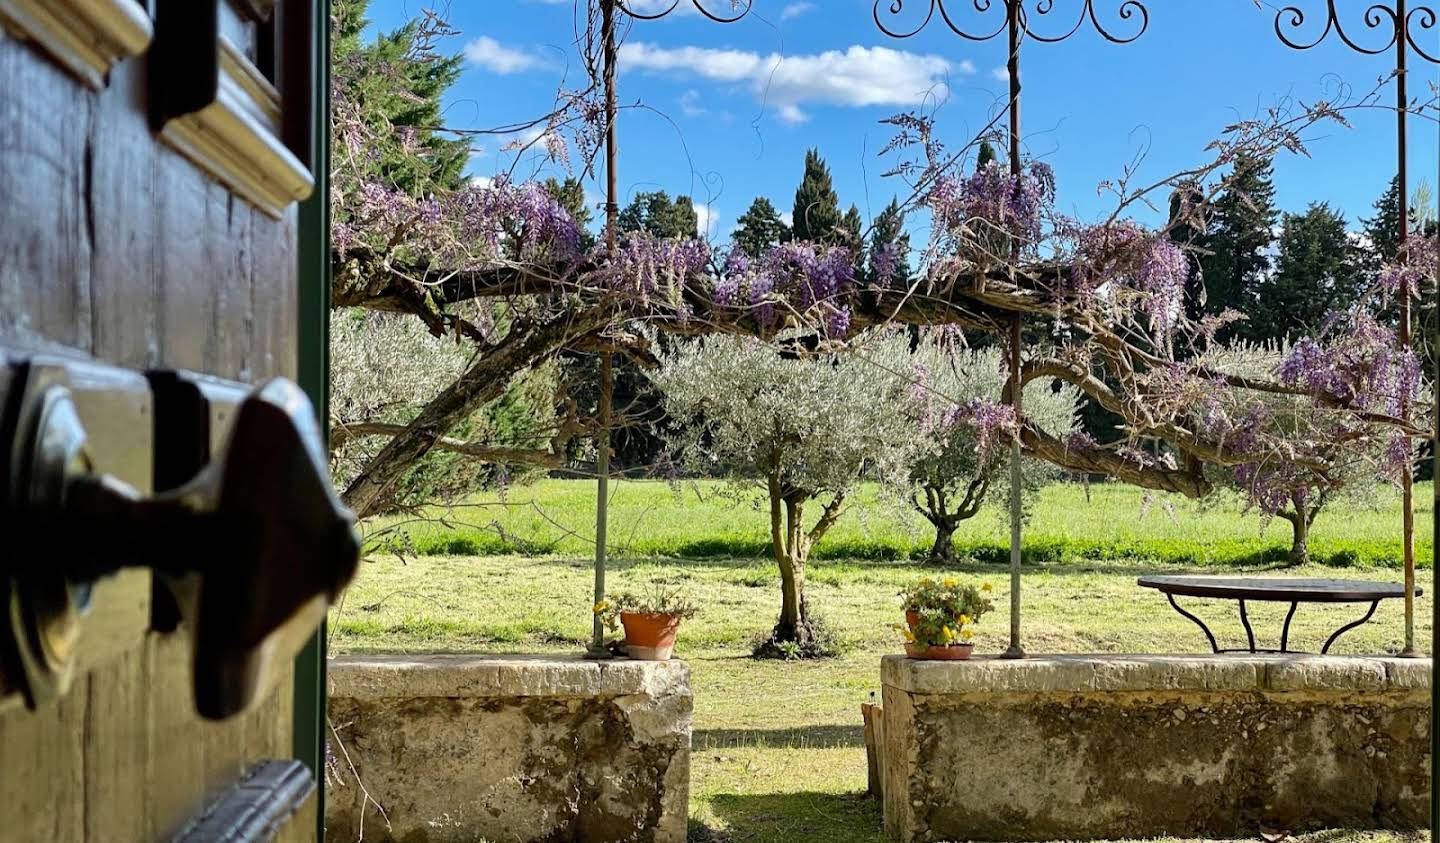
[370,479,1434,569]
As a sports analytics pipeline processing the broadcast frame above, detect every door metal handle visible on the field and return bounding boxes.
[2,366,358,719]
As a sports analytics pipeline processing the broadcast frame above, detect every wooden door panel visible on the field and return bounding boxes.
[0,0,321,839]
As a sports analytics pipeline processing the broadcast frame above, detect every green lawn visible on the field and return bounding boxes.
[333,492,1434,843]
[370,479,1434,569]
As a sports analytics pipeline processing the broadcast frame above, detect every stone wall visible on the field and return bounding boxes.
[326,655,692,843]
[879,654,1431,842]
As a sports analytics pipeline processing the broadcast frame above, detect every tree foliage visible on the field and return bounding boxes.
[618,190,700,240]
[1196,153,1277,328]
[792,149,843,245]
[652,334,913,655]
[734,197,791,258]
[876,337,1081,561]
[1248,202,1362,342]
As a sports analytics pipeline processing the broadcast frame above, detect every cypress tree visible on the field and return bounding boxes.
[333,0,469,195]
[792,149,843,244]
[868,199,912,286]
[733,197,791,257]
[1361,176,1404,268]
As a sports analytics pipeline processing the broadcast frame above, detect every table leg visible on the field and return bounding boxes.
[1280,601,1298,653]
[1238,600,1256,653]
[1321,601,1380,654]
[1166,593,1219,653]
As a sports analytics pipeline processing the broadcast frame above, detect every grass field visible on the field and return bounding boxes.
[371,479,1434,569]
[333,479,1434,842]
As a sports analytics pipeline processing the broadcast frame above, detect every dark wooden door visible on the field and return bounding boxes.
[0,1,332,840]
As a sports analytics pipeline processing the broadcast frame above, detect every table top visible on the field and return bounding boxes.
[1137,575,1420,603]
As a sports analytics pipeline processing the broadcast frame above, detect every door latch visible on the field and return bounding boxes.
[1,360,359,719]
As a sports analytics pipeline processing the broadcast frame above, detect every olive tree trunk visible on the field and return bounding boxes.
[914,478,988,564]
[1277,493,1321,567]
[762,469,845,656]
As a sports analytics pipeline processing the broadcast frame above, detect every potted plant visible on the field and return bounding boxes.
[895,577,994,660]
[594,584,698,660]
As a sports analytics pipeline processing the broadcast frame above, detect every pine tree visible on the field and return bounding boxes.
[733,197,791,257]
[617,191,699,240]
[868,199,911,286]
[333,0,469,195]
[792,149,843,244]
[1247,203,1363,342]
[1197,153,1278,325]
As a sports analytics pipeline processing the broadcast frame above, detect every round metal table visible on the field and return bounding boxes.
[1136,575,1420,654]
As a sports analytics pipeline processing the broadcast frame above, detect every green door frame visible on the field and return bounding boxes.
[294,0,331,837]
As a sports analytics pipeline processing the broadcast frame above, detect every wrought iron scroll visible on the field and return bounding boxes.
[874,0,1148,44]
[1274,1,1438,62]
[617,0,754,23]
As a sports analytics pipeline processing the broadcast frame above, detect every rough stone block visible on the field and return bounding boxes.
[326,655,692,843]
[879,654,1431,842]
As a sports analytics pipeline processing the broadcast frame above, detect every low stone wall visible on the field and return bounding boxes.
[879,654,1431,842]
[326,655,692,843]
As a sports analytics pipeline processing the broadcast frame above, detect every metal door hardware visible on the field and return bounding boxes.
[0,357,358,719]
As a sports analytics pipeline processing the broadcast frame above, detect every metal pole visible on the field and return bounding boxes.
[589,0,620,657]
[1002,0,1026,659]
[1396,0,1419,657]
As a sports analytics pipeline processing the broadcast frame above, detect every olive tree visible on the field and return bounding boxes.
[651,333,912,656]
[1208,342,1400,565]
[867,336,1082,561]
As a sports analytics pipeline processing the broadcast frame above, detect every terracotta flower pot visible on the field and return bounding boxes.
[620,612,683,660]
[904,642,974,661]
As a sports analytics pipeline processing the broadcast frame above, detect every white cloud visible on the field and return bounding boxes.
[780,2,815,21]
[464,36,545,75]
[780,211,793,227]
[991,65,1010,82]
[620,42,961,124]
[469,175,494,189]
[695,203,720,238]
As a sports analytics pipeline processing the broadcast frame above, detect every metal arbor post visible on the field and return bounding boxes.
[873,0,1151,658]
[588,0,755,657]
[1271,0,1438,657]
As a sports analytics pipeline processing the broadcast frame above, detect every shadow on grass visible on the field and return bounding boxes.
[695,725,866,750]
[700,791,883,843]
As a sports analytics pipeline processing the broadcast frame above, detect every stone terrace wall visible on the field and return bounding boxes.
[326,655,691,843]
[880,654,1431,842]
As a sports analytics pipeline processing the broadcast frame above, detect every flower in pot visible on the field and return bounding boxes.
[594,584,698,661]
[895,577,993,660]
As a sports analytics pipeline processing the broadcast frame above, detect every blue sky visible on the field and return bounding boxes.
[366,1,1439,241]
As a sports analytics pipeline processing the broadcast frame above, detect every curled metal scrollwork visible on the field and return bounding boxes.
[617,0,753,24]
[1274,1,1438,63]
[872,0,1148,44]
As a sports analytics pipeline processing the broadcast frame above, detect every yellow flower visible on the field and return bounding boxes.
[902,629,916,643]
[942,577,958,588]
[941,625,954,643]
[593,600,610,614]
[961,628,974,641]
[919,578,934,588]
[958,614,971,626]
[981,582,993,592]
